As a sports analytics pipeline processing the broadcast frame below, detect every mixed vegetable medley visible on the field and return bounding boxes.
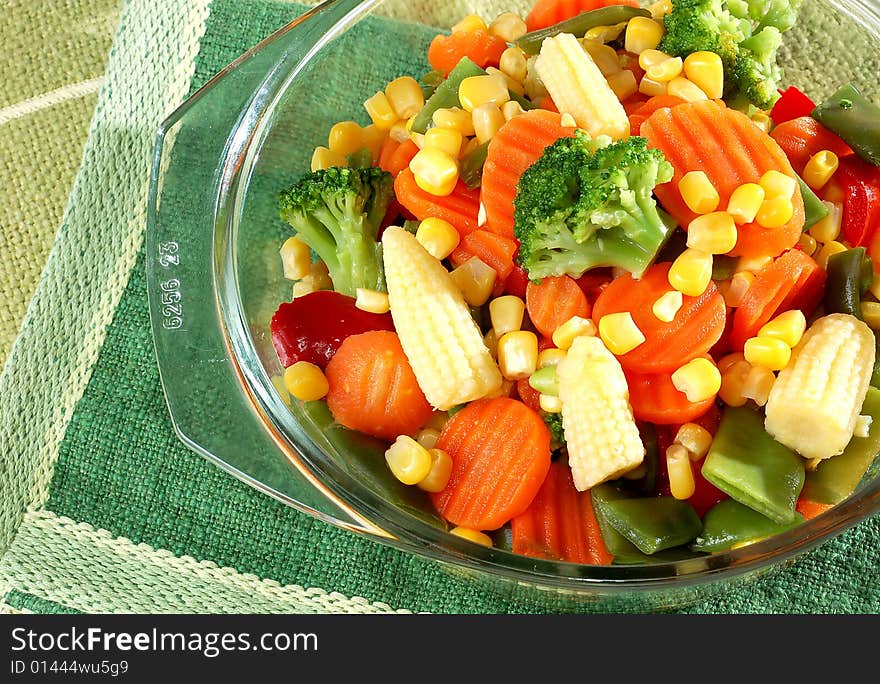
[269,0,880,564]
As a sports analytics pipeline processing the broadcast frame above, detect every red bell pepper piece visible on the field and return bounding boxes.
[836,155,880,248]
[770,87,816,125]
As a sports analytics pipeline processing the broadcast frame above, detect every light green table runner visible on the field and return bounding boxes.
[1,0,878,614]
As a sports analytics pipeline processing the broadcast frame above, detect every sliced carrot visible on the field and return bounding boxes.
[628,94,686,136]
[625,356,718,425]
[796,498,834,521]
[540,95,559,112]
[325,330,434,442]
[511,460,613,565]
[380,138,419,178]
[449,229,519,280]
[525,0,639,31]
[515,377,542,413]
[481,109,574,238]
[729,248,826,350]
[430,397,552,530]
[769,116,854,175]
[428,29,507,76]
[592,262,727,374]
[378,136,401,175]
[641,99,805,260]
[394,168,481,236]
[525,275,591,338]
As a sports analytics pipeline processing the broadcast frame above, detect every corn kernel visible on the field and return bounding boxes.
[385,435,433,485]
[815,240,848,270]
[638,48,670,71]
[560,112,577,128]
[497,330,539,381]
[355,288,390,314]
[861,301,880,330]
[741,364,776,407]
[501,100,526,121]
[823,180,845,204]
[416,217,460,260]
[652,290,683,323]
[648,0,673,18]
[416,448,454,493]
[854,415,873,439]
[452,14,487,33]
[759,170,797,200]
[686,212,738,254]
[537,348,567,368]
[625,17,665,54]
[803,150,839,191]
[744,336,792,371]
[552,316,597,350]
[472,103,506,144]
[415,428,441,451]
[424,411,448,432]
[292,260,332,299]
[719,359,751,407]
[363,91,398,130]
[798,232,818,256]
[718,352,746,373]
[726,183,766,225]
[477,200,488,226]
[808,201,842,243]
[499,46,528,83]
[529,365,558,396]
[666,444,696,500]
[283,361,329,402]
[424,126,464,158]
[581,40,622,75]
[279,236,311,281]
[409,147,459,197]
[751,112,772,133]
[671,357,721,403]
[755,196,794,228]
[310,146,348,172]
[674,423,713,461]
[433,107,476,136]
[606,69,638,101]
[459,75,509,113]
[489,12,528,42]
[668,76,708,102]
[678,171,720,215]
[489,295,525,337]
[327,121,364,157]
[539,393,563,413]
[722,270,755,308]
[737,253,773,274]
[639,76,667,97]
[388,118,411,144]
[668,248,713,297]
[486,66,525,98]
[598,312,646,355]
[647,56,683,82]
[683,51,723,99]
[450,526,493,547]
[584,21,628,44]
[449,256,497,306]
[360,124,386,162]
[483,328,498,359]
[758,309,806,347]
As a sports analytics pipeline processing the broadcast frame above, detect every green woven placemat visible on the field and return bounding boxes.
[1,0,878,614]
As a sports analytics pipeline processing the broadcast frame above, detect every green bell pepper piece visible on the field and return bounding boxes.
[600,496,702,555]
[514,6,651,55]
[701,406,805,524]
[812,83,880,167]
[802,386,880,504]
[411,58,532,134]
[460,140,490,190]
[690,499,804,553]
[797,175,830,231]
[824,247,873,319]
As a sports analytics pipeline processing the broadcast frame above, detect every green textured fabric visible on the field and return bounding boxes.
[2,0,879,614]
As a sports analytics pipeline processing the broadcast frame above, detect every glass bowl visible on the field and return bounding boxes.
[145,0,880,611]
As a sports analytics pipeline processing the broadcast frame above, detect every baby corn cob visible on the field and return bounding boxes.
[535,33,630,141]
[764,314,876,461]
[381,226,503,410]
[557,335,645,491]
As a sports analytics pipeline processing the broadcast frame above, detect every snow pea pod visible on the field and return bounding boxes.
[802,386,880,504]
[515,6,651,55]
[812,83,880,166]
[824,247,873,319]
[600,496,702,555]
[690,499,804,553]
[701,406,804,524]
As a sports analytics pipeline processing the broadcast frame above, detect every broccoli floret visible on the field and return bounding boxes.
[279,166,393,297]
[543,412,566,451]
[514,131,675,281]
[659,0,803,110]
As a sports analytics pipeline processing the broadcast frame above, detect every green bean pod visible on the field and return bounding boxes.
[824,247,873,319]
[459,140,490,189]
[515,6,652,55]
[812,83,880,167]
